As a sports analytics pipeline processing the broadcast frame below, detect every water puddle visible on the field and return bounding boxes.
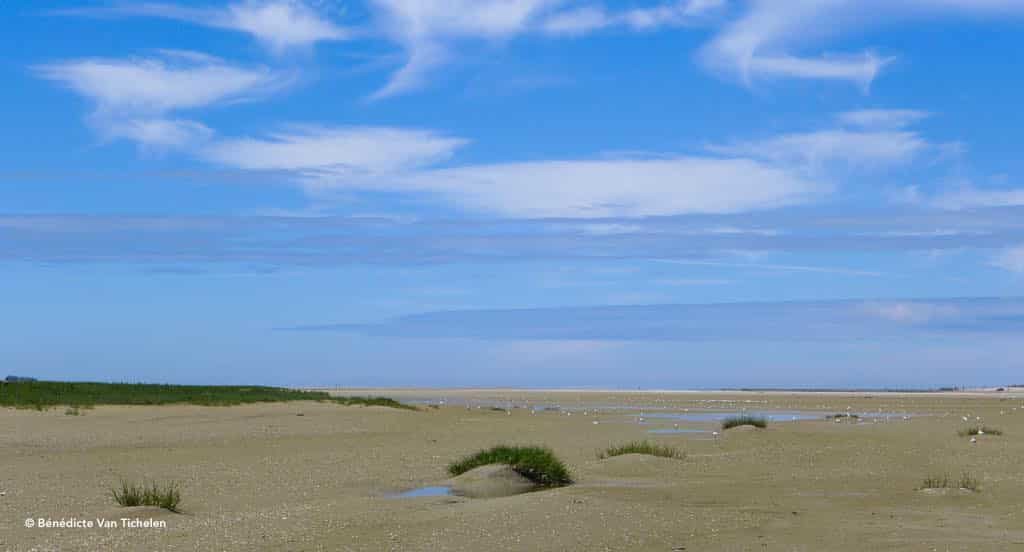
[390,486,453,498]
[642,410,911,423]
[643,410,820,422]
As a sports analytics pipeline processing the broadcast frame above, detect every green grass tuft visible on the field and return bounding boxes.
[826,413,860,421]
[958,472,980,491]
[448,445,572,487]
[111,480,182,512]
[919,472,980,492]
[722,415,768,430]
[920,474,951,489]
[957,426,1002,437]
[598,440,684,460]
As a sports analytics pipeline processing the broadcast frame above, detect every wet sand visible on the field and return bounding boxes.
[3,389,1024,550]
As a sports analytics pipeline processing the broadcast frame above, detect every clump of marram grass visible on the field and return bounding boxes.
[826,413,859,421]
[64,406,81,416]
[722,415,768,430]
[448,445,572,487]
[957,426,1002,437]
[958,472,981,491]
[598,440,684,460]
[919,472,980,492]
[920,474,951,490]
[111,480,182,512]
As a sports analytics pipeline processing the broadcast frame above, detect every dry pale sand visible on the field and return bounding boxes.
[3,389,1024,551]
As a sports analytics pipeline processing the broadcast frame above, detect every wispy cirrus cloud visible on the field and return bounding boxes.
[55,0,1024,98]
[35,50,292,149]
[366,0,559,97]
[540,0,723,35]
[699,0,1024,90]
[368,0,723,97]
[57,1,349,53]
[202,125,467,174]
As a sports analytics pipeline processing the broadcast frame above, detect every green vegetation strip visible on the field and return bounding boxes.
[598,440,684,460]
[0,381,415,410]
[448,445,572,487]
[722,414,768,430]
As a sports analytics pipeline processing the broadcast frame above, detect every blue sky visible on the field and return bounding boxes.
[3,0,1024,388]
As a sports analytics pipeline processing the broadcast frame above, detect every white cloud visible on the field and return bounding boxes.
[202,125,467,174]
[700,0,1024,89]
[993,246,1024,274]
[37,52,285,113]
[36,51,290,148]
[64,1,348,52]
[541,0,724,35]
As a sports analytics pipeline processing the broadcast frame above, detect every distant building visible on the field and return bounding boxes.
[4,375,37,382]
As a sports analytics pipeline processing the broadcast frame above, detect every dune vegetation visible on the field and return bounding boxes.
[598,440,684,460]
[722,415,768,430]
[0,381,414,410]
[448,445,572,487]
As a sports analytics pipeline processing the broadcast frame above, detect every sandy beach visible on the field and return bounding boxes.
[3,389,1024,551]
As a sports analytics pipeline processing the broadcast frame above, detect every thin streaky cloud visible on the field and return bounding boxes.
[699,0,1024,89]
[280,297,1024,342]
[55,1,350,52]
[659,259,884,277]
[201,125,468,174]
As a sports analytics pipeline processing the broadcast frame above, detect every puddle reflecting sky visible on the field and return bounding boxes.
[390,486,453,498]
